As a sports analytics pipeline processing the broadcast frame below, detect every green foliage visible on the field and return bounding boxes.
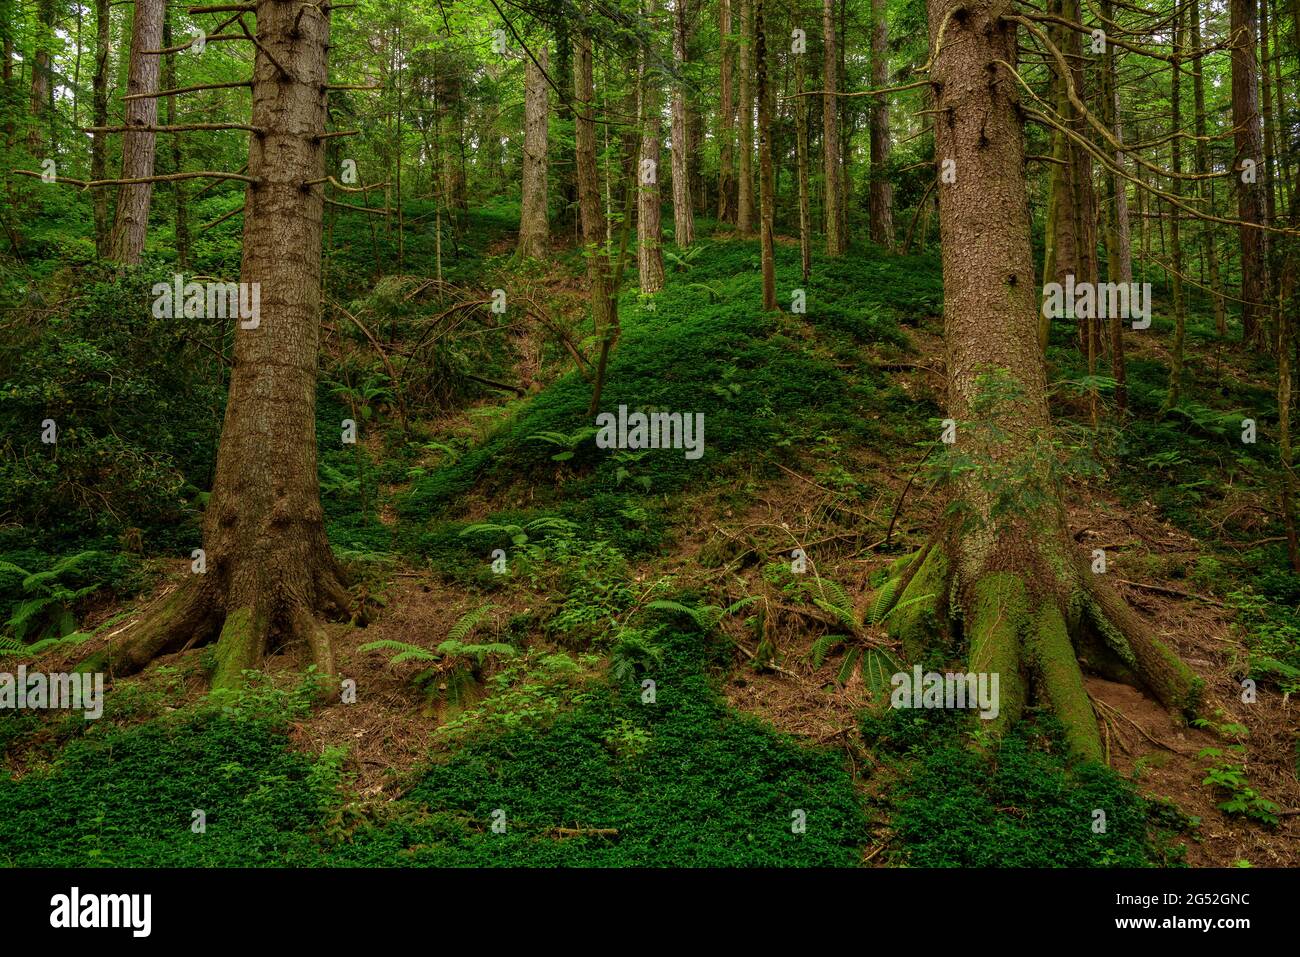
[861,708,1189,866]
[336,630,868,866]
[0,675,344,866]
[0,264,222,552]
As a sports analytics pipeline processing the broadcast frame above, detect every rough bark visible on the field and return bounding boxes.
[670,0,694,247]
[109,0,164,264]
[163,12,190,268]
[755,0,776,310]
[717,0,736,224]
[28,0,54,156]
[873,0,1201,761]
[1099,0,1129,416]
[517,43,550,261]
[638,0,666,294]
[1164,9,1187,412]
[84,0,348,690]
[737,0,756,234]
[1190,0,1226,336]
[91,0,111,255]
[576,22,617,416]
[821,0,844,255]
[1231,0,1271,346]
[795,40,812,285]
[867,0,893,248]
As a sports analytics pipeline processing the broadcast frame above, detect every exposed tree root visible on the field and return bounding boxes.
[871,529,1202,762]
[78,562,349,693]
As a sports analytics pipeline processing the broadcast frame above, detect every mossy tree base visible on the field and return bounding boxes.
[873,523,1202,762]
[79,558,349,692]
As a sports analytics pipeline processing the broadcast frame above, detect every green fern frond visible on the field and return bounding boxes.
[861,647,903,695]
[358,638,439,664]
[867,578,901,625]
[808,633,846,669]
[836,647,861,684]
[447,604,496,644]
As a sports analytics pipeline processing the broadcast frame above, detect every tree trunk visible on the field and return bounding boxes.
[91,0,111,255]
[638,0,666,293]
[163,12,190,268]
[1190,0,1226,336]
[517,43,550,260]
[1164,9,1187,412]
[821,0,844,255]
[1259,0,1277,229]
[1099,0,1129,416]
[755,0,776,310]
[873,0,1201,761]
[86,0,348,689]
[737,0,756,234]
[108,0,164,264]
[795,37,812,285]
[1231,0,1270,347]
[28,0,54,157]
[576,21,617,416]
[670,0,694,247]
[1048,0,1099,359]
[867,0,893,248]
[717,0,736,224]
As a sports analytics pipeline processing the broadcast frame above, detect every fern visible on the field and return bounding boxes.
[861,647,903,695]
[807,633,847,669]
[356,638,439,665]
[446,603,496,643]
[867,578,900,625]
[645,596,757,633]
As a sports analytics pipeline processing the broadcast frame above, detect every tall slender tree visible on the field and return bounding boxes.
[109,0,164,264]
[874,0,1201,760]
[517,42,550,261]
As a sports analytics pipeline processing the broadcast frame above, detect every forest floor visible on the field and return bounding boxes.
[2,208,1297,867]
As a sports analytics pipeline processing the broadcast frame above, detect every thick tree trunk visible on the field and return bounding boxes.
[755,0,776,310]
[821,0,844,255]
[873,0,1201,761]
[737,0,756,234]
[867,0,893,248]
[1231,0,1271,346]
[91,0,111,255]
[86,0,348,689]
[717,0,736,224]
[670,0,694,247]
[108,0,164,264]
[517,43,550,261]
[638,0,665,293]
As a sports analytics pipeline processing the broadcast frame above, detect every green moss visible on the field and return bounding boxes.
[887,543,949,660]
[862,707,1190,867]
[1027,602,1103,761]
[966,573,1028,735]
[211,607,262,691]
